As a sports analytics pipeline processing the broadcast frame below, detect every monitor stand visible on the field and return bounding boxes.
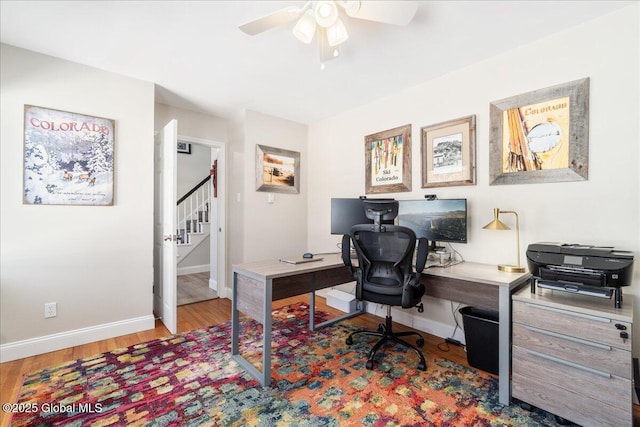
[430,240,447,253]
[429,240,447,253]
[427,243,452,266]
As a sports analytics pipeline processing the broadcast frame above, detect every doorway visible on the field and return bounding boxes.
[177,272,217,306]
[154,125,226,334]
[176,139,222,306]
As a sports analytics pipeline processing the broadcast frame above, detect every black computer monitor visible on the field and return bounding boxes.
[397,199,467,246]
[330,198,394,235]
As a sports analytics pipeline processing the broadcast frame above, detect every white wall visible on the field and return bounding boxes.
[308,5,640,344]
[176,143,213,201]
[0,44,156,361]
[155,103,227,143]
[228,110,309,266]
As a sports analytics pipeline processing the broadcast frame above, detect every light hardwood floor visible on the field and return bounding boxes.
[1,296,638,426]
[177,272,218,306]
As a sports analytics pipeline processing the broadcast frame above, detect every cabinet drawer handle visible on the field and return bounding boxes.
[525,349,612,378]
[523,325,612,351]
[524,303,610,323]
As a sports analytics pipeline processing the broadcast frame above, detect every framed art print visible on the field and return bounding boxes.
[489,78,589,185]
[421,115,476,188]
[365,124,411,194]
[177,141,191,154]
[23,105,115,205]
[256,144,300,194]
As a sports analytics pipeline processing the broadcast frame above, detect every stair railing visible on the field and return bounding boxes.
[177,175,211,245]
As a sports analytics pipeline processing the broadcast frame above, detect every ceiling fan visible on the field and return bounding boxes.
[239,1,419,67]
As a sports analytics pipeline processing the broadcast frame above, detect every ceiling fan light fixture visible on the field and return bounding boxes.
[315,1,338,28]
[338,0,361,16]
[326,18,348,46]
[292,10,317,44]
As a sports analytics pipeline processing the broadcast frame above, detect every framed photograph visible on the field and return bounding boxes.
[365,124,411,194]
[256,144,300,194]
[489,77,589,185]
[421,115,476,188]
[23,105,115,206]
[177,141,191,154]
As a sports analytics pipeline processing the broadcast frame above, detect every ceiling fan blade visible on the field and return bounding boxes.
[342,1,418,26]
[239,6,305,35]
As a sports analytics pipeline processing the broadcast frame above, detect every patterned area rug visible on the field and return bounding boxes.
[11,304,566,426]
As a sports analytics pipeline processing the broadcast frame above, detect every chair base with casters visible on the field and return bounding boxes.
[346,304,427,371]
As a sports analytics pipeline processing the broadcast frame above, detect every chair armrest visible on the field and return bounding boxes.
[341,234,353,268]
[415,238,429,273]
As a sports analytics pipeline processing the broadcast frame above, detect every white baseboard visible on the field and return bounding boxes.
[0,315,156,363]
[177,264,210,276]
[208,277,217,291]
[218,285,228,299]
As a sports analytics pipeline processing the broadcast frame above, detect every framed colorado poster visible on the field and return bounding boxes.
[23,105,115,205]
[489,78,589,185]
[365,124,412,194]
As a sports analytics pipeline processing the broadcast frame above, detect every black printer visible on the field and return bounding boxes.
[526,242,634,308]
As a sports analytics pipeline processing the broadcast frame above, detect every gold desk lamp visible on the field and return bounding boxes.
[483,208,525,273]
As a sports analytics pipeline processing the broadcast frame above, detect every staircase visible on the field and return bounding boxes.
[177,175,212,263]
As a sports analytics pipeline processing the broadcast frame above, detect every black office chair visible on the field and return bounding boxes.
[341,200,429,371]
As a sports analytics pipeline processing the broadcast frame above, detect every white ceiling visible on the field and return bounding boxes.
[0,1,631,124]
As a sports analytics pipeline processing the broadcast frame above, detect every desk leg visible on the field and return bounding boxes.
[308,291,366,331]
[231,271,239,356]
[309,291,316,330]
[498,286,510,405]
[262,278,273,386]
[231,271,272,387]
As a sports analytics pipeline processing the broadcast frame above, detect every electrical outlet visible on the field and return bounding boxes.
[44,302,57,318]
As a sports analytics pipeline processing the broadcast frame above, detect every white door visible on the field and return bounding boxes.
[153,119,178,334]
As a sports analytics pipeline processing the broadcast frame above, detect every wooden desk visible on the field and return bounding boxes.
[231,254,360,387]
[231,254,530,405]
[423,262,531,405]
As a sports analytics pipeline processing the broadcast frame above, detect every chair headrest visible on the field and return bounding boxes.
[363,200,398,222]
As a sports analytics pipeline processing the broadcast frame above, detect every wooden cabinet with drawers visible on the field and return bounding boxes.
[512,287,634,427]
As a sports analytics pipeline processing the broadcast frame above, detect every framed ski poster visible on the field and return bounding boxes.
[23,105,115,206]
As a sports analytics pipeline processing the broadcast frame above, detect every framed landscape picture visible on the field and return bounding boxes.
[255,144,300,194]
[23,105,115,206]
[364,124,412,194]
[421,115,476,188]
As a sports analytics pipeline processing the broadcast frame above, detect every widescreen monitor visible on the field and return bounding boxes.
[397,199,467,243]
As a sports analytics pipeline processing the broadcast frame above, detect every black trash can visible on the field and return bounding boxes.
[459,306,499,375]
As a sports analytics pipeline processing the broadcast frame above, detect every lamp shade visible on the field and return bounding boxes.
[292,10,316,44]
[482,208,510,230]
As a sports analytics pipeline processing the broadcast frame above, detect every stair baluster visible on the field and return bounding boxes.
[176,175,212,258]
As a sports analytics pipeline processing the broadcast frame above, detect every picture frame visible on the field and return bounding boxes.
[421,115,476,188]
[489,77,589,185]
[23,105,115,206]
[177,141,191,154]
[256,144,300,194]
[365,124,411,194]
